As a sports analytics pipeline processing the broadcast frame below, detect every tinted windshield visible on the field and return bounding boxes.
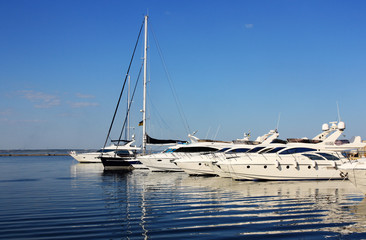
[303,154,324,160]
[174,146,219,153]
[265,147,286,154]
[317,152,340,160]
[227,148,250,153]
[247,147,265,153]
[279,148,316,155]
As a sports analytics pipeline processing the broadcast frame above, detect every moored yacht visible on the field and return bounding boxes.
[137,134,233,172]
[70,149,104,163]
[174,129,279,176]
[215,121,366,181]
[70,143,134,163]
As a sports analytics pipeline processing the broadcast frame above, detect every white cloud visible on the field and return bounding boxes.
[76,93,95,99]
[0,118,45,123]
[18,90,60,108]
[0,109,12,116]
[69,102,99,108]
[245,24,254,29]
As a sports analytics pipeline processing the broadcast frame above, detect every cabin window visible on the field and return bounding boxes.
[258,148,273,154]
[174,146,218,153]
[279,148,316,155]
[163,148,175,153]
[265,147,286,154]
[115,150,131,156]
[227,148,250,153]
[303,154,324,160]
[247,147,265,153]
[317,153,340,160]
[217,148,230,152]
[98,149,114,153]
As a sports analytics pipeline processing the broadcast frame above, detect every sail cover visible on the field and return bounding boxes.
[146,134,188,144]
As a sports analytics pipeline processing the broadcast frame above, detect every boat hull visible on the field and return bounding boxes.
[101,156,134,171]
[137,153,183,172]
[227,162,342,181]
[345,170,366,194]
[339,159,366,194]
[174,160,217,176]
[69,152,102,163]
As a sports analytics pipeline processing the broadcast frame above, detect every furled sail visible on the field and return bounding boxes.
[146,134,187,144]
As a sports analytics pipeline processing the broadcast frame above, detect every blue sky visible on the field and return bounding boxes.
[1,0,366,149]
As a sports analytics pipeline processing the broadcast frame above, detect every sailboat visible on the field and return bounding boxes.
[100,15,187,170]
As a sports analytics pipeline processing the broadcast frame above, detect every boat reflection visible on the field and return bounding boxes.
[70,163,104,178]
[71,167,366,238]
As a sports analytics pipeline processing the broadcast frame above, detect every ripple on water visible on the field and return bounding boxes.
[0,159,366,239]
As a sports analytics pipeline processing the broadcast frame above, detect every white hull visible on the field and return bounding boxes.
[228,163,342,181]
[210,162,233,178]
[137,153,183,172]
[174,159,217,176]
[347,170,366,194]
[339,158,366,194]
[69,152,102,163]
[176,153,251,177]
[218,153,345,181]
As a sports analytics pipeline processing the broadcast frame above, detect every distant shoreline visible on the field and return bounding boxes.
[0,149,95,157]
[0,153,70,157]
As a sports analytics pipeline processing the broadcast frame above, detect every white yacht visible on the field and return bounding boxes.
[215,121,366,181]
[211,121,338,178]
[339,158,366,194]
[174,129,279,176]
[69,144,125,163]
[137,135,233,172]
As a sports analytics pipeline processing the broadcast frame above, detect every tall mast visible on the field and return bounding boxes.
[142,15,148,154]
[127,75,130,140]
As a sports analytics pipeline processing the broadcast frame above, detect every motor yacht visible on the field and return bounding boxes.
[174,129,279,176]
[215,121,366,181]
[69,143,131,163]
[137,134,233,172]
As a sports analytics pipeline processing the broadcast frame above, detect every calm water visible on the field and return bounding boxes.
[1,156,366,239]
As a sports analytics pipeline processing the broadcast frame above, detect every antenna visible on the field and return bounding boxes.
[336,101,341,122]
[276,112,281,131]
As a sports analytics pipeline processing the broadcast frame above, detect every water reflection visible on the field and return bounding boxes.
[70,163,104,177]
[70,166,366,239]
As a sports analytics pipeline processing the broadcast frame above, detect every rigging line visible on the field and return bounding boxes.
[117,62,144,143]
[102,20,145,152]
[150,23,191,135]
[146,91,176,137]
[213,125,221,140]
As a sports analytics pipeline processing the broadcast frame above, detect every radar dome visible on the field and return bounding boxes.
[322,123,329,131]
[338,121,346,130]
